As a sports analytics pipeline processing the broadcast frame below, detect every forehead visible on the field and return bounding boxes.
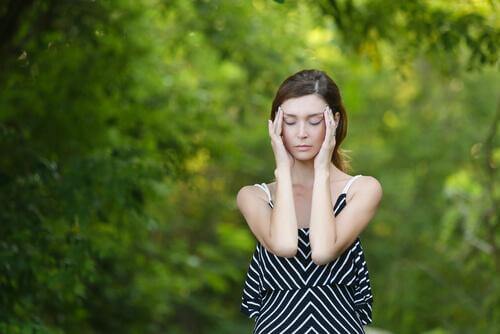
[281,94,326,117]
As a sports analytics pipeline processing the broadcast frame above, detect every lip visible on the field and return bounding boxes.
[295,145,312,151]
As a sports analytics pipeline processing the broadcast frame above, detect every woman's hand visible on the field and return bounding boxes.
[314,105,337,172]
[268,106,294,171]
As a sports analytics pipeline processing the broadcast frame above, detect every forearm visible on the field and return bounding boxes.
[309,169,337,262]
[269,167,298,256]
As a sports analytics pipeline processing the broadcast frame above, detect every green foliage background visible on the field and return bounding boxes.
[0,0,498,333]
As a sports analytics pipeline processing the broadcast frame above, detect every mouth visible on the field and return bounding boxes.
[295,145,312,150]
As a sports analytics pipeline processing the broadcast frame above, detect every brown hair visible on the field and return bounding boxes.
[270,69,352,172]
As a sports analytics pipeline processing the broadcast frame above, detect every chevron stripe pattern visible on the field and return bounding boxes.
[240,176,373,333]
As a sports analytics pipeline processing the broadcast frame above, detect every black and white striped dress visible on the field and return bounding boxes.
[240,174,373,334]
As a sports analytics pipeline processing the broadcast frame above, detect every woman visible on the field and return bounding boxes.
[237,69,383,333]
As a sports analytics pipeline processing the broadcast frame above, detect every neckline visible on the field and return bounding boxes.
[263,175,361,196]
[297,192,347,230]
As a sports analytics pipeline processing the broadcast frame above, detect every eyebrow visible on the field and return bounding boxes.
[284,112,323,118]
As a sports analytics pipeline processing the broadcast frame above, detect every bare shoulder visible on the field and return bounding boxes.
[350,175,383,204]
[236,184,269,206]
[236,184,273,250]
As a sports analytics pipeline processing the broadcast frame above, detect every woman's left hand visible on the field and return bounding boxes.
[313,105,337,172]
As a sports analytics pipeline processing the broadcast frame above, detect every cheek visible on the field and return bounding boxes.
[282,126,292,139]
[282,131,291,145]
[314,125,326,142]
[282,129,296,149]
[319,123,326,135]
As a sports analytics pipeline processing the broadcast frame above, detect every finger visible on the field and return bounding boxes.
[330,107,337,139]
[277,106,283,137]
[269,120,278,143]
[328,106,335,141]
[329,107,337,136]
[273,107,280,135]
[324,105,330,137]
[327,107,335,131]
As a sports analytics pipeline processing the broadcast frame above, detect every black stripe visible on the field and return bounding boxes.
[241,189,373,332]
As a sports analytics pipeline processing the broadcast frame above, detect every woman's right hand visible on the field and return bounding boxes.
[268,105,294,171]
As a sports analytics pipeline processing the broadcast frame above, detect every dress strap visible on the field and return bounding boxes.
[341,174,363,195]
[253,183,274,207]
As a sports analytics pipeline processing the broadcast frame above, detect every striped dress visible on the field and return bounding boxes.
[240,174,373,334]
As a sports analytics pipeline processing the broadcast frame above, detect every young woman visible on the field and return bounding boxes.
[237,69,383,333]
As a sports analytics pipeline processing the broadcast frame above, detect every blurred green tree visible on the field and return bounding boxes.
[0,0,498,333]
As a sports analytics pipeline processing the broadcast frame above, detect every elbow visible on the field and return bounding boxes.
[268,230,298,258]
[311,249,337,266]
[273,241,298,258]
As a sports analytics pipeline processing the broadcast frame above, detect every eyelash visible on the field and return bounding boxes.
[285,121,322,126]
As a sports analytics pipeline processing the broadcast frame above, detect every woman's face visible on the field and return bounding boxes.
[279,94,339,160]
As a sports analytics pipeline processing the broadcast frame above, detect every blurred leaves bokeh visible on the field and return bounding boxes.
[0,0,498,333]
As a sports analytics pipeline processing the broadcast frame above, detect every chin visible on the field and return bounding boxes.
[292,150,318,159]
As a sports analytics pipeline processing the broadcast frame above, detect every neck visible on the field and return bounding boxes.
[290,161,338,187]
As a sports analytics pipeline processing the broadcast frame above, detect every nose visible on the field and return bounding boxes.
[298,122,308,138]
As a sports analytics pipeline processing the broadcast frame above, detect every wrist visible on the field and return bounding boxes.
[314,168,330,179]
[275,167,291,179]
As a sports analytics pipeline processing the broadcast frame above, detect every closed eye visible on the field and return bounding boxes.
[285,120,322,126]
